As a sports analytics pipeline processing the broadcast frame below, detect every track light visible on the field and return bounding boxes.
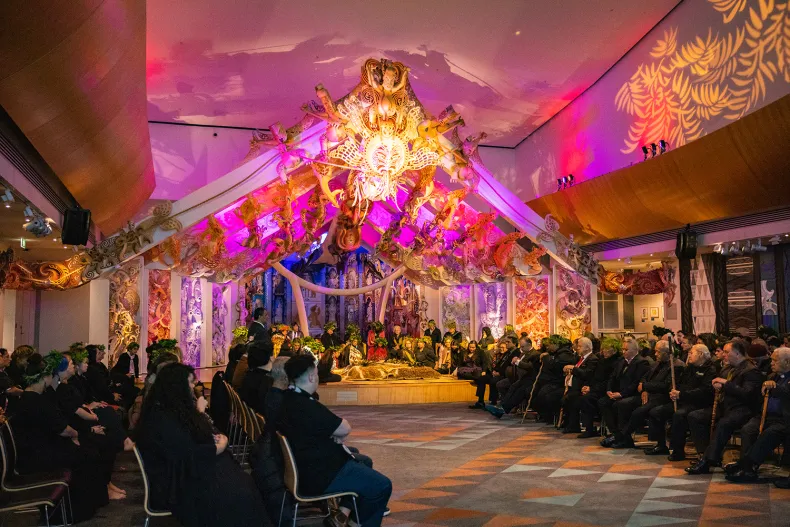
[753,239,767,252]
[659,139,668,154]
[650,143,657,157]
[642,145,649,160]
[568,174,575,186]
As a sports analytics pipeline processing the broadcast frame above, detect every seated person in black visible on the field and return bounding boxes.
[58,351,134,500]
[414,338,437,367]
[318,347,342,384]
[239,339,274,413]
[85,345,122,405]
[599,338,651,447]
[277,355,392,527]
[13,353,109,522]
[0,347,23,413]
[110,342,141,408]
[575,338,622,438]
[560,337,599,433]
[136,363,265,527]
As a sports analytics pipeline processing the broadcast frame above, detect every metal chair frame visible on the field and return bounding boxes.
[133,446,172,527]
[277,432,360,527]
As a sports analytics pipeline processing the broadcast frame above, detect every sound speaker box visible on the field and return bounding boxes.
[61,208,91,245]
[675,228,697,259]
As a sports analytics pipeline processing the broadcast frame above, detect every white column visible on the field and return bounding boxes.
[139,265,150,366]
[223,285,233,355]
[88,279,110,363]
[549,265,558,335]
[507,278,516,326]
[230,280,241,327]
[200,279,212,368]
[470,284,478,339]
[170,274,182,343]
[1,290,16,351]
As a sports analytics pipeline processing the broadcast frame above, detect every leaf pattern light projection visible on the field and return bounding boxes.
[616,0,790,153]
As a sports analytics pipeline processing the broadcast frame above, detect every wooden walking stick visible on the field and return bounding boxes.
[710,386,721,440]
[520,360,544,424]
[669,341,678,412]
[759,389,771,435]
[556,372,572,429]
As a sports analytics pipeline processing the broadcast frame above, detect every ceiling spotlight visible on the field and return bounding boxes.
[649,253,654,256]
[557,178,563,191]
[730,242,742,255]
[642,145,649,160]
[625,257,632,264]
[1,189,14,204]
[650,143,658,157]
[769,235,781,245]
[659,139,668,154]
[568,174,575,186]
[719,244,729,256]
[753,239,767,252]
[4,204,9,209]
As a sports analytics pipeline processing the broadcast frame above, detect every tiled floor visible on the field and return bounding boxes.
[335,404,790,527]
[11,403,789,526]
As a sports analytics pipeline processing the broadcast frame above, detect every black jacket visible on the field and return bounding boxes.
[516,349,541,379]
[320,332,342,349]
[444,330,462,344]
[642,359,685,405]
[239,368,273,414]
[676,359,716,407]
[608,356,651,398]
[415,346,436,367]
[540,346,577,386]
[424,327,442,347]
[494,348,520,378]
[248,321,270,342]
[720,359,764,413]
[590,353,621,396]
[569,352,599,392]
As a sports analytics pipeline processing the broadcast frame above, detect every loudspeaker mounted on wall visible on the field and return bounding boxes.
[675,224,697,260]
[61,208,91,245]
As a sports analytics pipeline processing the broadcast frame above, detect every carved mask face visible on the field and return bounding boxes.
[383,68,397,90]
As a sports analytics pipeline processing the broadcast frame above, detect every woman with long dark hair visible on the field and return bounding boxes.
[85,345,121,405]
[13,353,109,521]
[136,363,265,526]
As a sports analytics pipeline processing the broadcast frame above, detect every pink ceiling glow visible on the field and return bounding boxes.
[145,0,680,147]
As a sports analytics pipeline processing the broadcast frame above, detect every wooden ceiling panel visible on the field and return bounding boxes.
[527,94,790,246]
[0,0,154,234]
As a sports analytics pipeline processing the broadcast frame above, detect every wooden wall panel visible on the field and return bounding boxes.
[0,0,154,234]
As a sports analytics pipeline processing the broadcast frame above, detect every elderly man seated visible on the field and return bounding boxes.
[599,338,651,447]
[644,343,716,459]
[559,337,598,434]
[725,347,790,483]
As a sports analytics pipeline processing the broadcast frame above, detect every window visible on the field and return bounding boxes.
[597,291,620,330]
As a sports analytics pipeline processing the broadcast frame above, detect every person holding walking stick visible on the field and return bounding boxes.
[686,339,764,475]
[725,346,790,483]
[558,337,598,433]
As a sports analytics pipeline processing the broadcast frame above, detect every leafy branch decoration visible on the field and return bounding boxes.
[616,0,790,154]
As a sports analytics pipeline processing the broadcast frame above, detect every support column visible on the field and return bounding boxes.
[223,285,233,359]
[88,279,110,362]
[138,266,150,374]
[200,278,212,369]
[1,290,16,351]
[171,274,182,342]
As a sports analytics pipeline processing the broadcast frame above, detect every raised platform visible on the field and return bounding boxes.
[319,377,477,406]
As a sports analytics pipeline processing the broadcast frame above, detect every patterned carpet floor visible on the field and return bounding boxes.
[8,403,790,526]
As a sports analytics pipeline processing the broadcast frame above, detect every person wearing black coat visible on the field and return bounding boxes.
[247,308,270,343]
[726,347,790,482]
[687,339,765,474]
[471,341,513,409]
[110,346,141,408]
[600,339,651,447]
[560,337,599,433]
[644,344,716,458]
[610,340,684,448]
[424,320,442,349]
[239,341,274,414]
[576,345,622,438]
[85,346,121,405]
[531,341,576,423]
[320,328,342,350]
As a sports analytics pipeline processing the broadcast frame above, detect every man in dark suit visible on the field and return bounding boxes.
[487,337,540,418]
[610,340,684,448]
[686,338,764,474]
[424,320,442,349]
[248,308,270,342]
[532,336,576,424]
[726,346,790,482]
[645,343,716,459]
[600,338,651,447]
[560,337,599,433]
[576,340,622,438]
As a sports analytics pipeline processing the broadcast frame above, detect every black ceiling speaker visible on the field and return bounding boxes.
[675,224,697,259]
[61,208,91,245]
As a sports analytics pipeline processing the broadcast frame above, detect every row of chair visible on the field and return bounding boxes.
[223,381,265,467]
[0,421,72,526]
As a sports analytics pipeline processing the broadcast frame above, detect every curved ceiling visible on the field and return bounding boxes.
[0,0,154,235]
[146,0,680,147]
[526,94,790,246]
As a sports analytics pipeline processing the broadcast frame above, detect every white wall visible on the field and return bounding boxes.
[633,293,665,335]
[39,286,91,352]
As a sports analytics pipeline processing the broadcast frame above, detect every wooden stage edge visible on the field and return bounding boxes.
[319,378,477,406]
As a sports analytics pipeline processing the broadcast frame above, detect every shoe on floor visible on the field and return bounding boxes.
[723,461,741,476]
[686,458,718,475]
[611,437,635,449]
[577,430,597,439]
[725,468,759,483]
[468,401,485,410]
[383,507,391,517]
[667,451,686,462]
[775,477,790,489]
[600,434,616,447]
[485,404,505,419]
[644,445,670,456]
